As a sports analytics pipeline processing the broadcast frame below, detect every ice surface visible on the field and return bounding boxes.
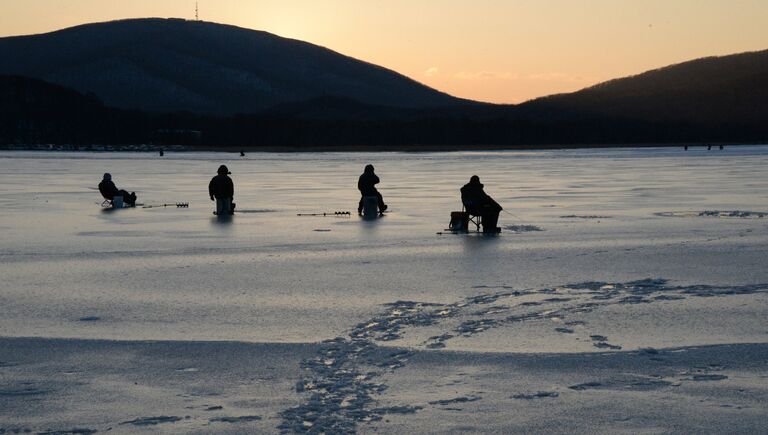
[1,146,768,432]
[2,147,767,345]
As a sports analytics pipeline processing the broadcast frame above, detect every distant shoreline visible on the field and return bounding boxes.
[0,142,762,153]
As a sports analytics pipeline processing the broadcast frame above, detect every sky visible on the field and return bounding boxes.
[1,1,767,103]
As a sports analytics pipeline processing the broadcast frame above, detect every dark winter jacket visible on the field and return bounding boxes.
[98,180,119,199]
[209,174,234,199]
[461,180,502,213]
[358,171,380,196]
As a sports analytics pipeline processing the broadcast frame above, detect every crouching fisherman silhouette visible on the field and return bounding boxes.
[461,175,502,233]
[98,173,137,207]
[358,164,387,216]
[209,165,235,215]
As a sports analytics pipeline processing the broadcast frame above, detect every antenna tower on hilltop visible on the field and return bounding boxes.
[195,2,199,21]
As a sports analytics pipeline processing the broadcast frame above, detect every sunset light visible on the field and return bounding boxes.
[2,0,766,102]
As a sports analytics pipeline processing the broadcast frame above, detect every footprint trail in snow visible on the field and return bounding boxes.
[279,278,768,433]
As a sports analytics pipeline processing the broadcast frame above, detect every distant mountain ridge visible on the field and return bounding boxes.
[1,19,767,148]
[522,49,768,125]
[565,49,768,98]
[0,18,467,115]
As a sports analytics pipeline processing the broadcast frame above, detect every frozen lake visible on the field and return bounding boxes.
[1,147,768,433]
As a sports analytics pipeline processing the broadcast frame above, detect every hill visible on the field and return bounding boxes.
[1,34,767,148]
[0,18,466,115]
[0,75,165,145]
[522,49,768,128]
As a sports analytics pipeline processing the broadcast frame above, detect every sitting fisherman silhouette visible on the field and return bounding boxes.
[358,164,387,215]
[98,173,136,207]
[461,175,502,233]
[209,165,235,215]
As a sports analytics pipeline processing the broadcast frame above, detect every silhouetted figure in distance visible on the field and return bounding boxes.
[461,175,502,233]
[240,150,245,157]
[358,164,387,215]
[98,173,137,206]
[159,149,164,156]
[209,165,235,215]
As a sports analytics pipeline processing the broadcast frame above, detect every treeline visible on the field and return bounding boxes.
[1,75,767,148]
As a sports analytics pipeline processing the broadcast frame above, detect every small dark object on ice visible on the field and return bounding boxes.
[297,211,351,216]
[512,391,559,400]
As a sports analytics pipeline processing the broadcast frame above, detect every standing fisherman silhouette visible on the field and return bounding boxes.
[209,165,235,215]
[357,164,387,215]
[98,173,137,207]
[461,175,502,233]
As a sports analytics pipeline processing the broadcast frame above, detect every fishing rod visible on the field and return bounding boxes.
[142,202,189,209]
[502,209,527,222]
[297,211,351,217]
[502,210,528,224]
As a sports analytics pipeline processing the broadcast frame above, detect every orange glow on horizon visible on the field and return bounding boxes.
[1,0,766,103]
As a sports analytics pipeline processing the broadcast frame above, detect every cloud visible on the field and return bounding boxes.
[424,67,439,77]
